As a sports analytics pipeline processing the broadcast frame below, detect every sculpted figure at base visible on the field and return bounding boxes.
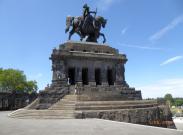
[65,4,107,43]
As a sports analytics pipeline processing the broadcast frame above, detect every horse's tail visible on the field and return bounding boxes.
[65,16,73,33]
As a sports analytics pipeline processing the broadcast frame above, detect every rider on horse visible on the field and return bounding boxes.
[65,4,107,43]
[81,4,97,30]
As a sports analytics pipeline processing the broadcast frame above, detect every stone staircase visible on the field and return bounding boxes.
[27,80,72,110]
[49,94,77,110]
[9,94,77,119]
[9,92,159,120]
[9,93,159,119]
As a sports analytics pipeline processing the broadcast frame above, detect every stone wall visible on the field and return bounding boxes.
[76,85,142,101]
[76,105,176,129]
[0,91,37,110]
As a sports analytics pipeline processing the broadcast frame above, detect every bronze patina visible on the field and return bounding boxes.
[65,4,107,43]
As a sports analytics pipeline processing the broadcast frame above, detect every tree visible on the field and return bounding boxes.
[174,98,183,106]
[0,68,2,74]
[25,80,38,93]
[164,93,174,107]
[0,68,38,93]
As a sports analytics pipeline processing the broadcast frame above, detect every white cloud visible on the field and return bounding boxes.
[96,0,122,11]
[121,27,128,35]
[160,56,183,66]
[149,14,183,41]
[138,78,183,98]
[118,43,163,50]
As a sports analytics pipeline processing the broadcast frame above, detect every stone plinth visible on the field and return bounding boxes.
[50,41,127,86]
[48,41,141,101]
[9,41,176,129]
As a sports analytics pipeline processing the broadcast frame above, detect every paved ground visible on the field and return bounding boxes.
[175,122,183,131]
[173,117,183,130]
[0,111,183,135]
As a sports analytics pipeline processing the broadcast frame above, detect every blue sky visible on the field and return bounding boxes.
[0,0,183,98]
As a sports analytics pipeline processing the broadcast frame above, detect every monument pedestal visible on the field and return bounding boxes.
[9,41,175,129]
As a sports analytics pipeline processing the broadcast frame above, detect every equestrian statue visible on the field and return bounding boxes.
[65,4,107,43]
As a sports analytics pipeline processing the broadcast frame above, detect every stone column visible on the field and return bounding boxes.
[101,67,108,86]
[112,66,116,84]
[60,61,66,80]
[52,60,57,81]
[122,64,125,82]
[52,60,67,83]
[52,71,57,81]
[115,63,126,85]
[115,63,123,85]
[89,67,96,86]
[75,67,82,86]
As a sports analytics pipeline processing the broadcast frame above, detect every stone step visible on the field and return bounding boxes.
[52,104,76,106]
[10,114,75,119]
[54,102,75,105]
[9,93,78,119]
[49,105,74,108]
[10,112,75,118]
[50,108,75,110]
[9,109,75,118]
[76,100,157,106]
[60,100,77,102]
[11,115,75,118]
[52,104,76,107]
[50,101,76,107]
[10,110,75,116]
[62,99,77,101]
[63,96,77,99]
[11,110,75,115]
[51,106,75,109]
[76,104,157,110]
[50,106,75,109]
[51,107,75,110]
[53,100,76,103]
[48,94,77,112]
[10,109,73,113]
[50,104,75,107]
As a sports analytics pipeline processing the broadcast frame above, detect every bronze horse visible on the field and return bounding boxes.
[65,16,107,43]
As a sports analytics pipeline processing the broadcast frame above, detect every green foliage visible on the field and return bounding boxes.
[163,93,183,116]
[174,98,183,106]
[25,80,38,93]
[164,93,174,106]
[0,68,38,93]
[164,93,173,101]
[163,93,183,107]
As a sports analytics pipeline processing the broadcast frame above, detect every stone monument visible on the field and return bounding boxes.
[9,4,175,129]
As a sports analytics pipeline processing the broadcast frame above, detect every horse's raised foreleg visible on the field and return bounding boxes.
[69,29,75,40]
[100,33,106,43]
[65,16,73,33]
[65,26,70,33]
